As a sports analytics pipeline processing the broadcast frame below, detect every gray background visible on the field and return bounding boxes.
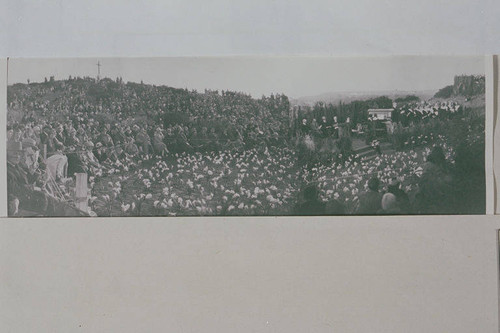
[2,0,500,56]
[1,1,500,332]
[1,216,498,332]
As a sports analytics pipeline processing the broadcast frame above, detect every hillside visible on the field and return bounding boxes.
[434,75,485,99]
[292,90,436,107]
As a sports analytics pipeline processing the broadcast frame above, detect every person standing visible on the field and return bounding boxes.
[299,118,310,136]
[344,117,352,138]
[318,116,331,138]
[310,118,320,138]
[332,116,339,139]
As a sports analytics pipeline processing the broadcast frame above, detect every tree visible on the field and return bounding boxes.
[434,85,453,99]
[369,96,393,109]
[395,95,420,103]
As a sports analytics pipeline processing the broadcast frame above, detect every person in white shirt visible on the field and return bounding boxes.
[45,143,68,182]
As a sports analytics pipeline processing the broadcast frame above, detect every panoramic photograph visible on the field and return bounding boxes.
[6,56,486,217]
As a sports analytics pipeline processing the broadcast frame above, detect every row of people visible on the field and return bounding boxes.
[298,116,358,139]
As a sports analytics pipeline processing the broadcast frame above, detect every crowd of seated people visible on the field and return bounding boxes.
[392,101,463,126]
[8,77,291,154]
[6,77,293,214]
[294,146,458,215]
[7,78,480,216]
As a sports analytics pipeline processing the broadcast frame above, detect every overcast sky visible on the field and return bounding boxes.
[7,56,484,98]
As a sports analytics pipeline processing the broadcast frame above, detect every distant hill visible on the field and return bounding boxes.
[292,90,436,107]
[434,75,485,99]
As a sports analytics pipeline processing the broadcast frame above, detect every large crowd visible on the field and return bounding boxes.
[6,77,486,216]
[8,77,291,154]
[392,100,463,126]
[88,143,470,216]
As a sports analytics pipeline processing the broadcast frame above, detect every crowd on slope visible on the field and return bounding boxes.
[6,78,484,216]
[6,77,289,215]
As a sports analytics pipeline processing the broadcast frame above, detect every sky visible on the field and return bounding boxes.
[7,56,485,99]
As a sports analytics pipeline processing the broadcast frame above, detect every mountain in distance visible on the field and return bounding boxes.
[291,89,437,107]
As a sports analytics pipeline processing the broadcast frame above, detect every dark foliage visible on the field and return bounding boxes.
[434,85,454,99]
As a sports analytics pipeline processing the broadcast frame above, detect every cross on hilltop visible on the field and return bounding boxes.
[97,61,101,80]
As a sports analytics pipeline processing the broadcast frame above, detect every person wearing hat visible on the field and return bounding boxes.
[45,127,63,156]
[153,127,168,157]
[136,127,152,155]
[7,140,23,165]
[64,128,80,147]
[93,142,109,163]
[77,140,100,176]
[10,126,23,145]
[21,138,39,172]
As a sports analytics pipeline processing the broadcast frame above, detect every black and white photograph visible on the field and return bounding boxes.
[6,56,488,217]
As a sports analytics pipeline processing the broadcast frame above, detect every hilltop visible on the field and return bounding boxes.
[292,90,436,107]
